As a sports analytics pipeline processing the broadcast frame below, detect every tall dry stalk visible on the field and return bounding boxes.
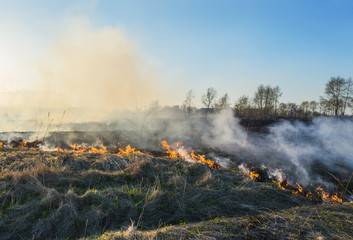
[35,122,43,141]
[343,172,353,196]
[43,112,53,143]
[58,110,66,132]
[55,110,66,146]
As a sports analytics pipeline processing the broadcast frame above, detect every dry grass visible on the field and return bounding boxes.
[88,203,353,240]
[0,148,351,240]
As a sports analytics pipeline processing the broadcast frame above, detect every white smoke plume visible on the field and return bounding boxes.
[1,19,160,131]
[202,109,247,151]
[200,110,353,188]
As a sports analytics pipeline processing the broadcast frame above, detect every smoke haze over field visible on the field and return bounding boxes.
[1,19,160,124]
[201,110,353,188]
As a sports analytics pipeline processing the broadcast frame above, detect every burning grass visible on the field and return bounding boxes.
[0,140,352,239]
[239,163,346,204]
[161,140,220,169]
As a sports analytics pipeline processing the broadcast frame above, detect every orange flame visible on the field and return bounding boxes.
[0,142,3,148]
[240,164,259,180]
[273,180,286,190]
[57,146,67,152]
[292,182,303,195]
[117,145,142,155]
[316,186,342,204]
[330,193,343,204]
[306,192,313,200]
[18,139,27,148]
[67,144,108,154]
[296,182,303,193]
[70,144,87,153]
[161,140,219,169]
[161,140,181,158]
[190,151,220,169]
[266,168,343,204]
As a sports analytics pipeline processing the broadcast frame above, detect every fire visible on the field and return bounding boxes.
[70,144,86,152]
[316,187,330,200]
[292,182,303,195]
[18,139,27,148]
[89,146,108,154]
[273,180,286,190]
[68,144,108,154]
[161,140,181,158]
[249,171,260,180]
[253,166,344,204]
[190,151,220,169]
[117,145,142,155]
[0,142,3,148]
[316,186,342,204]
[57,146,67,152]
[239,164,259,180]
[305,192,313,200]
[161,140,219,169]
[296,182,303,193]
[330,193,343,204]
[271,170,287,190]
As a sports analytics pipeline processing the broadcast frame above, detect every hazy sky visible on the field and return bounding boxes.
[1,0,353,107]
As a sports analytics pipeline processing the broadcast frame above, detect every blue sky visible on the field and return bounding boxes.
[1,0,353,107]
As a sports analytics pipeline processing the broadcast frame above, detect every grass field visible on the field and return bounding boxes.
[0,148,352,239]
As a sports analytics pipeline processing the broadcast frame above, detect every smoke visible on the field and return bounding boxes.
[38,20,158,111]
[200,109,353,188]
[202,109,247,151]
[1,19,159,129]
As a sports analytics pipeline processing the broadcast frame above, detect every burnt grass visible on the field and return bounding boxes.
[0,149,352,240]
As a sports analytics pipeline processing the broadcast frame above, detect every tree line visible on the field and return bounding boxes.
[182,76,353,118]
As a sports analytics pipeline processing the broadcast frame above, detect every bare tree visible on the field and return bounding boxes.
[323,76,346,116]
[234,95,251,117]
[278,102,287,117]
[309,100,318,115]
[343,77,353,114]
[253,84,265,110]
[253,84,280,118]
[215,93,231,111]
[272,86,282,116]
[319,97,330,115]
[201,87,217,117]
[287,103,298,117]
[300,101,309,115]
[263,86,273,110]
[182,89,195,116]
[137,100,160,146]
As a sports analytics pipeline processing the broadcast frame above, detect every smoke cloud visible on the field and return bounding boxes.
[200,110,353,188]
[1,19,159,128]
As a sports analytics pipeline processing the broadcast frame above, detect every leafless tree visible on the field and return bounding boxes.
[323,76,346,116]
[234,95,251,117]
[263,86,274,111]
[201,87,217,117]
[272,86,282,116]
[300,101,309,115]
[253,84,265,110]
[253,85,281,118]
[278,103,287,117]
[215,93,231,111]
[343,77,353,114]
[137,100,160,146]
[287,103,298,117]
[182,89,195,116]
[309,100,318,114]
